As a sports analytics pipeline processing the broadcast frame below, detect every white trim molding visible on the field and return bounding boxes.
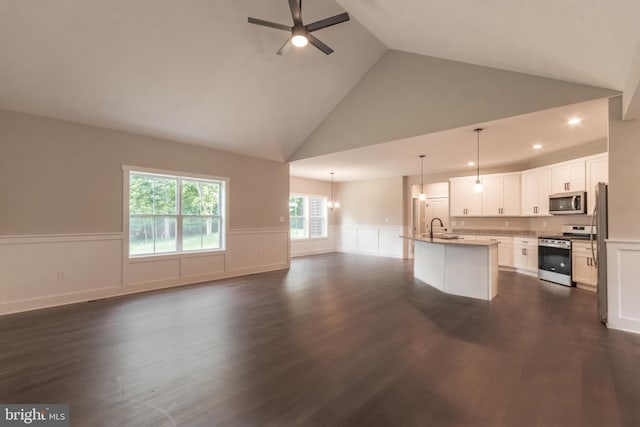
[607,240,640,334]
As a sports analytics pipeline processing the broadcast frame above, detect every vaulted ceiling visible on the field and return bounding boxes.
[1,1,639,165]
[0,0,385,162]
[336,0,640,91]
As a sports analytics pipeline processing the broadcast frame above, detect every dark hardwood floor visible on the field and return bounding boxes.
[1,253,640,426]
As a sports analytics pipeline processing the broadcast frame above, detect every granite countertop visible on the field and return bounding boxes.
[400,235,499,247]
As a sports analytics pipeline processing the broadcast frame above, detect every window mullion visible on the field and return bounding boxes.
[177,178,183,252]
[152,178,157,254]
[305,196,309,238]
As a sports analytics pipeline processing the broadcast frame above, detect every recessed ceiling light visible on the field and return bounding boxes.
[567,117,581,125]
[468,161,474,166]
[533,144,542,150]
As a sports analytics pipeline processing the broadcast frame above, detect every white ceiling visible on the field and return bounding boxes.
[289,98,608,182]
[1,1,637,167]
[0,0,385,162]
[337,0,640,91]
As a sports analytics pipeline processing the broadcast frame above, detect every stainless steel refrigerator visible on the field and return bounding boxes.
[591,182,608,324]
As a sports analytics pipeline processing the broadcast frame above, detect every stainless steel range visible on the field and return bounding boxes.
[538,225,596,286]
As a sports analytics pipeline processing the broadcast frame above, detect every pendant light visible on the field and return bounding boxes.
[328,172,340,210]
[473,128,483,193]
[418,154,427,201]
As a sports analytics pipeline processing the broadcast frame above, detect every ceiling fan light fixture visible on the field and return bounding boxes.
[248,1,349,55]
[291,34,308,47]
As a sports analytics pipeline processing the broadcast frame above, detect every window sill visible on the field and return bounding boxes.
[128,248,226,263]
[290,237,328,241]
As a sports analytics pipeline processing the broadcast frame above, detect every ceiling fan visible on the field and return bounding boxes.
[248,0,350,55]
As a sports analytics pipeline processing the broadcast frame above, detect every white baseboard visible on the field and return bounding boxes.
[336,248,404,259]
[291,248,335,258]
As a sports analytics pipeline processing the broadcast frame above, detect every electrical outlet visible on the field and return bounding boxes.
[505,221,509,226]
[543,221,547,228]
[461,221,465,226]
[279,216,284,222]
[56,270,64,279]
[451,220,457,226]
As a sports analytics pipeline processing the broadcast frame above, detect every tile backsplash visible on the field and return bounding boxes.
[451,215,592,234]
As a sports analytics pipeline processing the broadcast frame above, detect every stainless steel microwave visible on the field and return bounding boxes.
[549,191,587,215]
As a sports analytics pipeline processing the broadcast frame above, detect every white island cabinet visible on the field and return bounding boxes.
[402,236,499,301]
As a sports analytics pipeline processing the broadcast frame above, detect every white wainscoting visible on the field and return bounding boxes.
[0,228,290,315]
[336,225,404,258]
[607,240,640,334]
[0,233,124,314]
[290,226,337,258]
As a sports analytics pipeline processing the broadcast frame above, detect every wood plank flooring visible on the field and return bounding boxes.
[1,253,639,426]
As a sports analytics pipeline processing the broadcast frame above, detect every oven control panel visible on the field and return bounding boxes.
[538,238,571,249]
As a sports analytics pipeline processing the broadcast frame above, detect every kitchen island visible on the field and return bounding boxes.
[402,236,499,301]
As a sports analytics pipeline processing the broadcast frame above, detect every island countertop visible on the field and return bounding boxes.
[400,235,499,247]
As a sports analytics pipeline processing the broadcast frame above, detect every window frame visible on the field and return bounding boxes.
[123,165,229,259]
[289,193,328,240]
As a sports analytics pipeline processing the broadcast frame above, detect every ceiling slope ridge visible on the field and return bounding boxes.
[289,49,618,161]
[284,43,389,162]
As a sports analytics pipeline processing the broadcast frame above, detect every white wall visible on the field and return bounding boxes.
[335,177,405,258]
[289,176,337,257]
[0,110,290,315]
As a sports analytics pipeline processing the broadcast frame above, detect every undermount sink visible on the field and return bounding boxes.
[431,233,459,240]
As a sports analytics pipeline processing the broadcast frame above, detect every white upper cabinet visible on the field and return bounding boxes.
[586,154,608,214]
[449,153,607,218]
[482,173,521,216]
[551,160,586,193]
[450,177,482,216]
[522,167,552,216]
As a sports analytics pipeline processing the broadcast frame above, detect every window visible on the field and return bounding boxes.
[289,194,327,239]
[127,168,226,257]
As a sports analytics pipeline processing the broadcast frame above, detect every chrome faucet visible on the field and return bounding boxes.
[430,217,444,239]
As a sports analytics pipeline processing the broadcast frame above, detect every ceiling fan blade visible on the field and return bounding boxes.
[308,34,334,55]
[306,12,350,32]
[288,0,302,25]
[248,17,291,32]
[277,38,293,56]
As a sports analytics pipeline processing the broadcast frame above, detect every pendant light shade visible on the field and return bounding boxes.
[328,172,339,210]
[418,154,427,201]
[473,128,483,193]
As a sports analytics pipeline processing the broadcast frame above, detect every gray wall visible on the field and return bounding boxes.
[291,50,617,161]
[0,109,289,235]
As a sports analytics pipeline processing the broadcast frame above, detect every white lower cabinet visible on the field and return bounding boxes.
[495,237,514,267]
[461,235,514,268]
[514,238,538,274]
[572,241,597,291]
